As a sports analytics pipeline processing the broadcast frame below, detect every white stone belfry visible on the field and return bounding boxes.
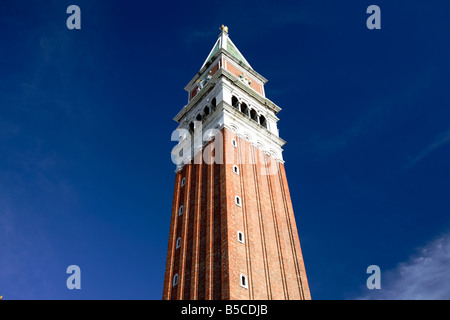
[172,26,286,171]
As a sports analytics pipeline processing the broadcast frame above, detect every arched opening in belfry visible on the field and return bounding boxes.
[250,109,258,122]
[210,98,217,113]
[232,96,239,110]
[259,115,267,128]
[204,106,210,116]
[189,122,195,133]
[196,114,203,121]
[241,103,249,117]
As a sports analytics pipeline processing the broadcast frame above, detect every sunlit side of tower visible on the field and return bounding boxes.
[163,26,311,300]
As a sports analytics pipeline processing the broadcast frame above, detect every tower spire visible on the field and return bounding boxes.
[200,25,252,71]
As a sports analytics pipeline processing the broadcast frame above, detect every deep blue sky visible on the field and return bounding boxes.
[1,0,450,300]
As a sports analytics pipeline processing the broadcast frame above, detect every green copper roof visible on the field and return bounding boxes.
[204,40,220,66]
[226,38,248,66]
[200,29,252,70]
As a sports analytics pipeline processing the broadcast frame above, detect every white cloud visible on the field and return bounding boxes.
[359,233,450,300]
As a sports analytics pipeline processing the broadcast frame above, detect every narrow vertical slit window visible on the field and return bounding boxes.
[237,231,244,244]
[235,196,242,207]
[176,237,181,249]
[178,205,184,216]
[173,274,178,287]
[233,165,239,175]
[240,274,248,289]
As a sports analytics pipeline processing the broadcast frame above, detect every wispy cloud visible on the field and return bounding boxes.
[183,28,217,47]
[358,233,450,300]
[300,66,437,158]
[408,128,450,166]
[305,101,390,156]
[0,199,56,299]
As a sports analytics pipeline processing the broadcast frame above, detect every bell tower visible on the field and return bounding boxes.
[163,26,311,300]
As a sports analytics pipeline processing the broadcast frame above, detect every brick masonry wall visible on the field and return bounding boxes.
[224,59,264,96]
[162,127,311,300]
